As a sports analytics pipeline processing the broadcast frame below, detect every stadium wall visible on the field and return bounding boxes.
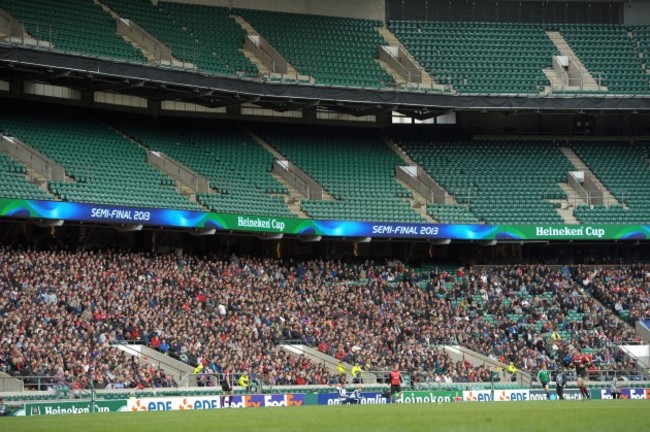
[161,0,386,21]
[458,111,650,136]
[624,0,650,24]
[387,0,624,24]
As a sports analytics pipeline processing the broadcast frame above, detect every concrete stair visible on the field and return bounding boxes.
[241,49,269,76]
[560,146,621,207]
[635,321,650,345]
[384,135,416,165]
[628,30,650,74]
[24,168,51,195]
[5,34,50,47]
[547,181,588,225]
[166,175,203,207]
[232,15,269,77]
[107,123,204,207]
[94,0,194,68]
[376,27,445,91]
[555,206,580,224]
[1,134,70,197]
[245,129,331,218]
[549,184,582,224]
[232,15,299,76]
[546,31,605,91]
[0,371,24,392]
[279,344,377,384]
[443,345,532,388]
[542,68,562,89]
[176,183,202,206]
[94,0,154,62]
[620,345,650,370]
[113,342,197,387]
[376,59,407,87]
[542,68,579,94]
[394,177,436,222]
[270,172,310,218]
[383,135,458,206]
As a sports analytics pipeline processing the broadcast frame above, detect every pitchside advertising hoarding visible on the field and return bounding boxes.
[600,388,648,400]
[10,388,650,415]
[463,389,530,402]
[400,391,464,404]
[317,392,388,405]
[14,400,128,416]
[529,389,591,401]
[1,198,649,240]
[127,394,304,411]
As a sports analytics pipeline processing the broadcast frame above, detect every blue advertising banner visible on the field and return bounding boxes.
[317,392,388,405]
[2,198,650,240]
[228,394,305,408]
[530,389,587,401]
[599,388,648,400]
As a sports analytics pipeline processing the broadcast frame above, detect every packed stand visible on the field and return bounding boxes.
[0,247,646,391]
[422,265,645,381]
[578,265,649,326]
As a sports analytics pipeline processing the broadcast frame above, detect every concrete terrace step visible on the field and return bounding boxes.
[113,342,197,387]
[376,26,443,90]
[546,31,605,91]
[233,15,299,76]
[560,146,620,206]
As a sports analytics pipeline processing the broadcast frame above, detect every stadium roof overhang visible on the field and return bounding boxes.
[2,46,650,116]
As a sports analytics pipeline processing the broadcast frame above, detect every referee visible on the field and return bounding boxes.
[555,368,567,400]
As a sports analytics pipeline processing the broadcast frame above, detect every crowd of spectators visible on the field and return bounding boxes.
[580,265,650,326]
[421,265,645,380]
[0,246,647,391]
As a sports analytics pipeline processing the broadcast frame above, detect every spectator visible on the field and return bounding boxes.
[0,247,644,391]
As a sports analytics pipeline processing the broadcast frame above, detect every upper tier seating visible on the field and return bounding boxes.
[112,117,293,217]
[631,25,650,74]
[393,133,572,224]
[255,126,424,222]
[390,21,555,94]
[427,203,480,224]
[0,152,52,200]
[103,0,256,77]
[0,108,201,210]
[102,0,197,63]
[559,24,650,94]
[236,9,395,88]
[0,0,145,62]
[2,0,648,96]
[570,140,650,224]
[160,2,257,77]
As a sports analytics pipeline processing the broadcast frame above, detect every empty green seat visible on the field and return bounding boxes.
[0,0,145,62]
[570,140,650,223]
[0,106,200,210]
[256,125,424,223]
[393,132,573,224]
[389,21,556,94]
[112,116,293,218]
[237,9,394,88]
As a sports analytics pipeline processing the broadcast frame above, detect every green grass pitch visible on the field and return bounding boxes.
[4,400,648,432]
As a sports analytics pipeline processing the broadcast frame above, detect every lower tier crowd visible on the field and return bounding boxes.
[0,247,647,390]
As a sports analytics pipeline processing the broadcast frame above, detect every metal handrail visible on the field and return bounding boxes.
[0,375,74,393]
[530,368,650,384]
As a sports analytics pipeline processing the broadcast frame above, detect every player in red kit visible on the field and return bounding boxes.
[573,352,592,400]
[221,365,234,407]
[388,364,403,403]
